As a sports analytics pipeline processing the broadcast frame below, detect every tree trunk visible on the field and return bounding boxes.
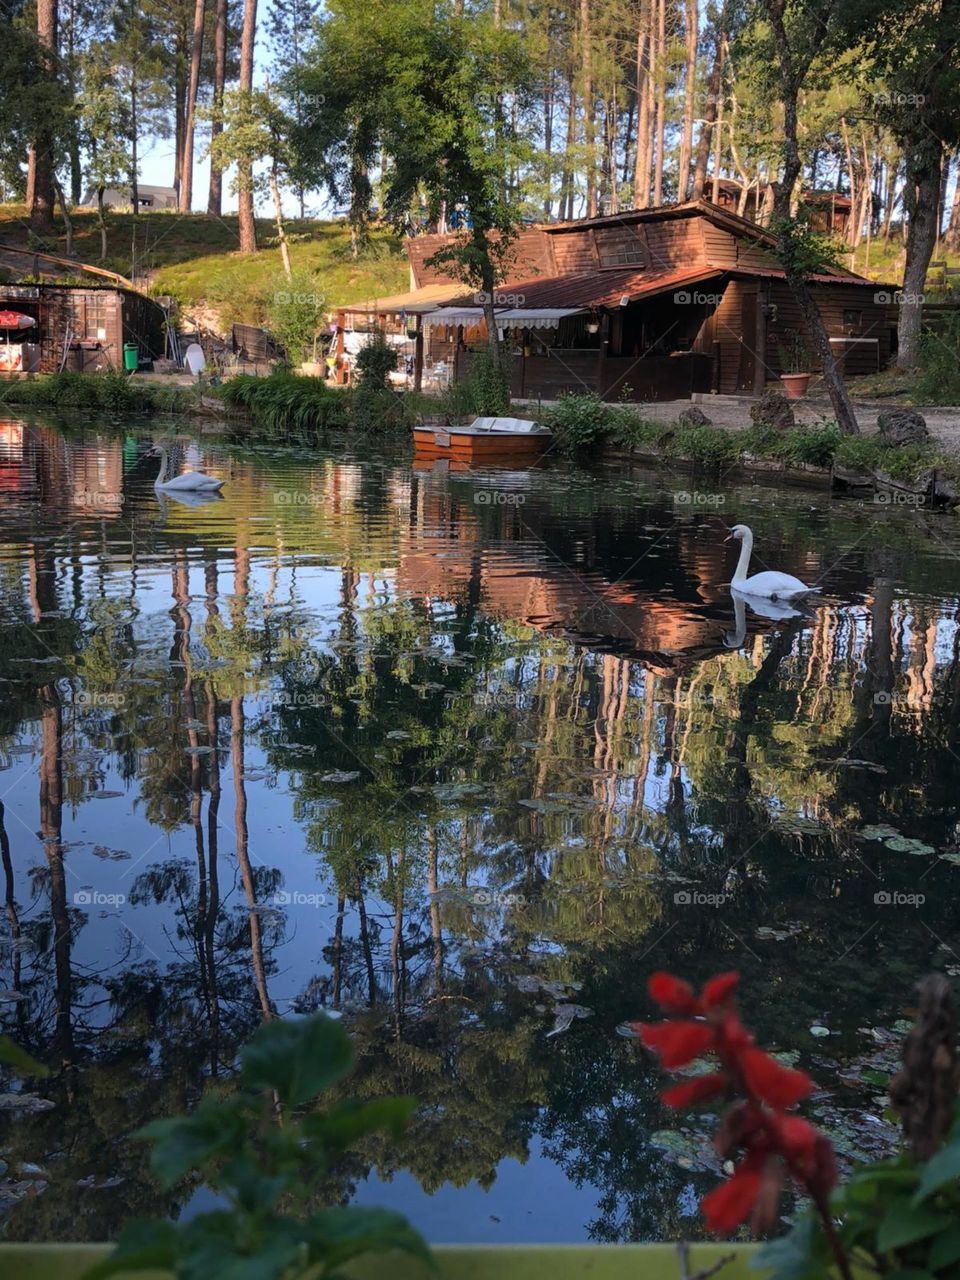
[238,0,258,254]
[179,0,207,212]
[765,0,859,434]
[25,147,36,210]
[97,186,108,260]
[580,0,597,217]
[473,223,502,371]
[633,4,651,208]
[692,18,723,199]
[271,159,292,280]
[897,156,941,369]
[53,177,73,256]
[543,71,554,220]
[207,0,228,215]
[560,66,576,219]
[677,0,697,200]
[945,153,960,251]
[653,0,666,205]
[130,77,139,216]
[30,0,58,233]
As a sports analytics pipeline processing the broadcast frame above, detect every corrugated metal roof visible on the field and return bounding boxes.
[340,283,464,316]
[447,266,726,312]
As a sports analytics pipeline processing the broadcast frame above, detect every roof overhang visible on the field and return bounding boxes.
[340,283,465,317]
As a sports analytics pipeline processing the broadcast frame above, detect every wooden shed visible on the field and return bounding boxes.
[0,280,166,375]
[413,202,895,401]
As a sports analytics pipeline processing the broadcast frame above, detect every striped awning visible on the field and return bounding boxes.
[421,307,490,330]
[494,307,586,333]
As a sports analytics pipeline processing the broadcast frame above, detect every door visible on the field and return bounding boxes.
[736,285,758,392]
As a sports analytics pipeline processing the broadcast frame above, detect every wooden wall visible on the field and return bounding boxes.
[407,227,556,288]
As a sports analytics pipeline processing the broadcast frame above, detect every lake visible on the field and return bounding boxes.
[0,415,958,1244]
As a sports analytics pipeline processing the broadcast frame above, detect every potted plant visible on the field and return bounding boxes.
[779,331,812,399]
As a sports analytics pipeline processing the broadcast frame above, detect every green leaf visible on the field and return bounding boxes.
[179,1217,304,1280]
[752,1215,824,1280]
[305,1205,433,1272]
[929,1222,960,1271]
[0,1034,49,1077]
[303,1096,417,1151]
[137,1098,247,1189]
[913,1140,960,1204]
[240,1013,354,1105]
[82,1220,178,1278]
[878,1201,953,1252]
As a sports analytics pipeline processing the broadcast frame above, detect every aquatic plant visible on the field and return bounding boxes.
[84,1013,431,1280]
[642,971,960,1279]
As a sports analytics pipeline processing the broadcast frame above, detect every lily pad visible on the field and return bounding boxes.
[810,1025,831,1037]
[318,770,361,783]
[857,824,901,841]
[884,836,935,855]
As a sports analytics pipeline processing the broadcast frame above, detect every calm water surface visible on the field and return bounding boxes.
[1,416,960,1243]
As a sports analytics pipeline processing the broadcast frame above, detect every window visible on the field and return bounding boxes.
[842,308,862,330]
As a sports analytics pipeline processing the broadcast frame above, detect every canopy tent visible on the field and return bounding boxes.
[494,307,586,334]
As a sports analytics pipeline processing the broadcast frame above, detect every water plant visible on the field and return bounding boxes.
[84,1013,431,1280]
[641,970,960,1279]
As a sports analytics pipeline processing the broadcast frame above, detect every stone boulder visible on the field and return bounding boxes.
[677,405,713,428]
[876,408,929,447]
[749,390,795,431]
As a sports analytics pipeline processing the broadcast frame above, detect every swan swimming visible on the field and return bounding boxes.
[726,524,819,602]
[152,443,225,493]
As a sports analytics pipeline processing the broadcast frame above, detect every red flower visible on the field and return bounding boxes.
[639,1020,714,1068]
[661,1074,728,1109]
[739,1048,813,1109]
[648,972,699,1015]
[638,971,838,1245]
[702,1154,767,1233]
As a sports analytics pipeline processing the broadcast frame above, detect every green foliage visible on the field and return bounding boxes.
[915,317,960,406]
[666,423,739,466]
[0,371,193,414]
[83,1013,430,1280]
[540,393,617,454]
[219,371,416,439]
[755,1105,960,1280]
[767,213,844,282]
[264,271,329,366]
[354,333,399,389]
[0,1035,48,1077]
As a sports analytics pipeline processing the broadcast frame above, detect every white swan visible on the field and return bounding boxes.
[152,444,224,493]
[726,524,820,601]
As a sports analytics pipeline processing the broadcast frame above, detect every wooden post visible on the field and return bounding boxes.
[414,314,424,392]
[597,311,610,398]
[755,282,769,396]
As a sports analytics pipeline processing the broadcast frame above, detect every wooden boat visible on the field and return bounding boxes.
[413,416,552,463]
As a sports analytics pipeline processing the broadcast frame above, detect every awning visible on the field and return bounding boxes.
[494,307,586,334]
[421,307,491,330]
[340,282,465,317]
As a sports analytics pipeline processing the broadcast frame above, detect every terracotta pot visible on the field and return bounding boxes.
[780,372,811,400]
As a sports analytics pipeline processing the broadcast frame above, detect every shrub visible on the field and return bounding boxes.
[667,423,738,466]
[778,422,842,467]
[263,269,328,366]
[354,333,399,389]
[541,392,615,453]
[915,314,960,405]
[0,371,193,414]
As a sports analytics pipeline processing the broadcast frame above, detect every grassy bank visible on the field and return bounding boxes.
[219,372,419,439]
[0,205,409,329]
[541,393,960,483]
[0,371,196,414]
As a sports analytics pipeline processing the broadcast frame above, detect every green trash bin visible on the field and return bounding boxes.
[123,343,139,373]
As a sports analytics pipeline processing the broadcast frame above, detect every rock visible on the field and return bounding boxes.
[749,390,795,431]
[876,408,928,446]
[677,406,712,428]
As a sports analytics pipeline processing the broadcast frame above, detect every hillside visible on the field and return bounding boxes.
[0,205,411,333]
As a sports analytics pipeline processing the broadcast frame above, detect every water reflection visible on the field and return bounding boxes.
[0,418,959,1243]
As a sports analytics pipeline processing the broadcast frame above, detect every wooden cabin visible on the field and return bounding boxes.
[400,201,893,401]
[0,281,166,375]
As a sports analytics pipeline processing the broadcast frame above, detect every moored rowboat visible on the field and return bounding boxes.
[413,416,552,463]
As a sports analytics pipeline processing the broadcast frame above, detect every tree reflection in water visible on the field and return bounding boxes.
[0,421,958,1242]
